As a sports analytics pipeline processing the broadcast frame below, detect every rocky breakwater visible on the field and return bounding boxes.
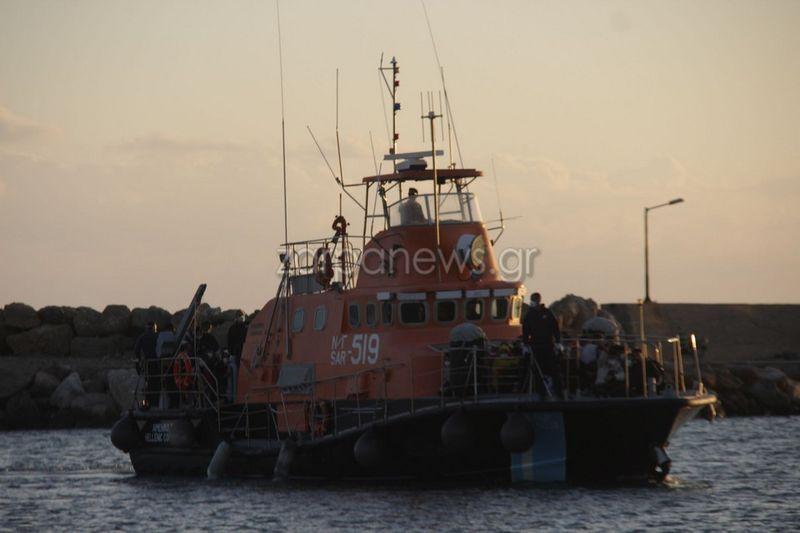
[0,301,246,429]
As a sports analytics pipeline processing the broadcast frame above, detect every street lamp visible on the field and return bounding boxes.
[644,198,684,303]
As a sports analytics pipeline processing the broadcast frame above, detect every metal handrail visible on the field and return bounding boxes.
[147,331,707,447]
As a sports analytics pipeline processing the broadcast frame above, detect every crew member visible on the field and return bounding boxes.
[522,293,563,398]
[226,313,248,399]
[156,323,177,408]
[399,188,427,225]
[134,321,159,408]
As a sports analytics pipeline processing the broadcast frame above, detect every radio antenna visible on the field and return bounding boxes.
[335,68,345,186]
[491,157,506,243]
[421,0,464,168]
[276,0,288,248]
[276,0,290,356]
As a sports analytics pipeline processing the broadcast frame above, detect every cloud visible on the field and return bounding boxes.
[493,153,609,193]
[0,105,58,144]
[608,155,689,193]
[113,134,250,155]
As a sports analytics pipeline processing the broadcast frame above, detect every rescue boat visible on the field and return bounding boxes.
[111,58,716,483]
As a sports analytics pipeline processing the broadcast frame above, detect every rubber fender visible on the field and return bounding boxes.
[273,439,296,481]
[440,411,476,453]
[500,412,535,453]
[110,415,141,453]
[206,440,232,480]
[353,430,388,468]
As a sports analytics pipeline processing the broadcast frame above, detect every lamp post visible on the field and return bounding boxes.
[644,198,684,303]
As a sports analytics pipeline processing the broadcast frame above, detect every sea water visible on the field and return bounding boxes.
[1,417,798,531]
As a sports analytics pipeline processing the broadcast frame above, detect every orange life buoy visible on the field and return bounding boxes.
[313,247,334,288]
[331,215,347,236]
[172,351,194,391]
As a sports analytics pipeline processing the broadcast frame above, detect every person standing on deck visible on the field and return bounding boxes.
[134,321,159,408]
[399,188,428,225]
[522,293,563,398]
[226,312,248,399]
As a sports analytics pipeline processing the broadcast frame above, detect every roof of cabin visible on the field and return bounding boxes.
[362,168,482,184]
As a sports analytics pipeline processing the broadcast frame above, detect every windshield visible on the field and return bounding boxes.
[387,192,482,227]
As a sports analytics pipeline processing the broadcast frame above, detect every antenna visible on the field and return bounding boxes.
[379,56,400,173]
[335,68,345,186]
[276,0,288,249]
[491,157,506,243]
[275,0,290,357]
[421,0,464,168]
[307,126,339,184]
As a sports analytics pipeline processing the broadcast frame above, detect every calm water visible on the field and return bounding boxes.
[1,417,798,532]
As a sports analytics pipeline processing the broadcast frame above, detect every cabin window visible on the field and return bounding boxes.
[381,301,393,325]
[313,306,327,331]
[400,302,427,324]
[436,300,457,323]
[292,308,305,332]
[511,297,522,320]
[365,303,377,327]
[490,298,509,320]
[465,299,483,321]
[348,303,360,328]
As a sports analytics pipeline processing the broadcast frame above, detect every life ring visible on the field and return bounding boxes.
[313,247,334,287]
[172,351,194,391]
[331,215,347,236]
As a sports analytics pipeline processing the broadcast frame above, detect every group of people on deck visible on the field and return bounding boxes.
[133,313,249,409]
[520,293,657,398]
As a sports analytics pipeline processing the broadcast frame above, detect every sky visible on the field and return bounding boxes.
[0,0,798,312]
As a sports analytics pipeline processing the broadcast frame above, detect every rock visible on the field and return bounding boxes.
[101,305,131,335]
[747,380,791,413]
[3,302,41,330]
[550,294,599,335]
[714,367,743,391]
[42,363,73,381]
[5,390,43,429]
[780,379,800,404]
[69,393,119,426]
[6,324,73,356]
[729,366,760,386]
[211,321,234,350]
[755,367,788,382]
[0,364,37,400]
[50,372,85,409]
[82,371,108,393]
[70,335,132,358]
[700,366,717,390]
[131,306,172,332]
[217,309,245,324]
[719,389,751,416]
[30,371,62,397]
[72,307,105,337]
[38,305,69,325]
[107,368,140,411]
[61,306,77,327]
[0,324,10,355]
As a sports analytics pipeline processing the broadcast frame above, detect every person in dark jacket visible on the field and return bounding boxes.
[226,313,248,366]
[134,321,159,408]
[522,293,563,398]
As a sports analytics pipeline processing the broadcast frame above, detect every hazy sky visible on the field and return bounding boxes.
[1,0,798,311]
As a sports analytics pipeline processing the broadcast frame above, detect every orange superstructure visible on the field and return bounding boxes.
[237,166,524,420]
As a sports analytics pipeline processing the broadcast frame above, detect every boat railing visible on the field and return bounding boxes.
[134,355,222,422]
[558,334,706,398]
[215,332,705,445]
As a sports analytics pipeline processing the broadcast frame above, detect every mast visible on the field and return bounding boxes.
[276,0,290,357]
